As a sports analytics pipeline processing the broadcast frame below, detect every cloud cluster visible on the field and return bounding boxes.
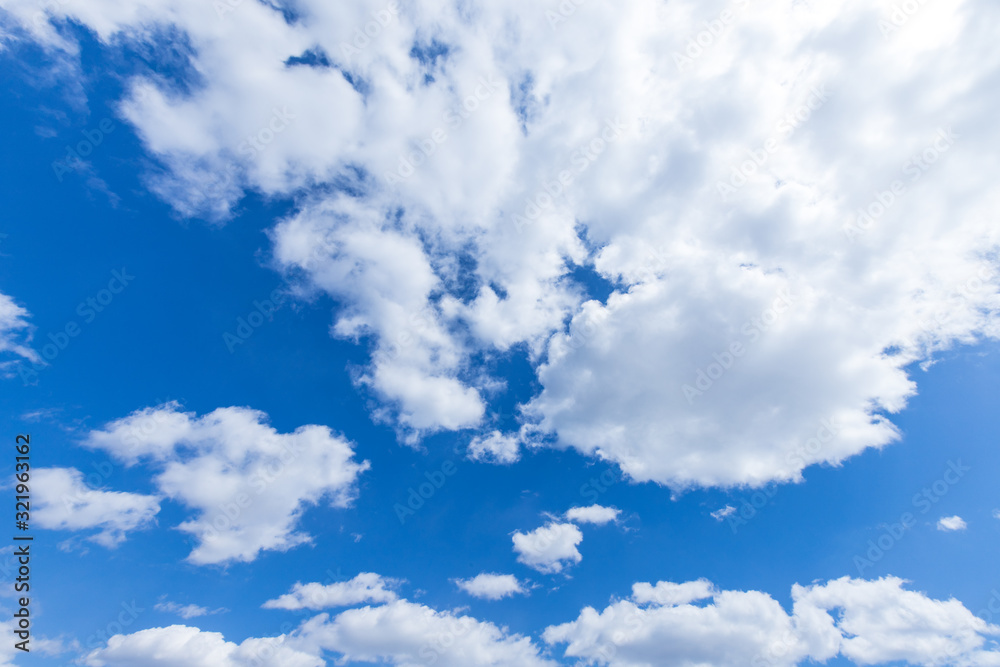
[81,575,1000,667]
[83,402,369,564]
[545,576,1000,667]
[6,0,1000,491]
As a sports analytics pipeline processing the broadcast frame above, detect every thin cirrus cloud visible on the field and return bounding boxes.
[80,402,369,564]
[5,0,1000,491]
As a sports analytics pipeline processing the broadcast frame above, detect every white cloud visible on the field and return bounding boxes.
[711,505,736,521]
[154,601,224,620]
[631,579,715,606]
[938,515,968,532]
[565,505,620,525]
[262,572,400,610]
[994,509,1000,520]
[7,0,1000,487]
[468,431,521,465]
[87,598,556,667]
[512,522,583,574]
[83,402,369,564]
[545,576,1000,667]
[454,573,527,600]
[82,625,321,667]
[295,599,557,667]
[32,467,160,547]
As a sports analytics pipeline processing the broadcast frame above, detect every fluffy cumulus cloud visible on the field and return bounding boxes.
[6,0,1000,487]
[262,572,400,610]
[82,625,322,667]
[454,573,527,600]
[82,402,369,564]
[86,597,556,667]
[565,504,620,525]
[512,522,583,574]
[294,599,557,667]
[938,515,969,531]
[545,576,1000,667]
[32,467,160,547]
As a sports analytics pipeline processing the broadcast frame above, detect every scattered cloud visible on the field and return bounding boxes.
[937,515,968,532]
[83,402,369,564]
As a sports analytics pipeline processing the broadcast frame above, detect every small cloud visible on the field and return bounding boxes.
[565,505,620,525]
[937,516,967,532]
[711,505,736,521]
[468,431,520,465]
[154,600,226,619]
[512,522,583,574]
[992,509,1000,520]
[454,573,527,600]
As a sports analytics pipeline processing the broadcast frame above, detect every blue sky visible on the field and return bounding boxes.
[1,1,1000,665]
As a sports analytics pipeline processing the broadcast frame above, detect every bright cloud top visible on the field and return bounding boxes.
[454,573,527,600]
[262,573,400,611]
[512,522,583,574]
[5,0,1000,493]
[82,402,369,564]
[32,467,160,547]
